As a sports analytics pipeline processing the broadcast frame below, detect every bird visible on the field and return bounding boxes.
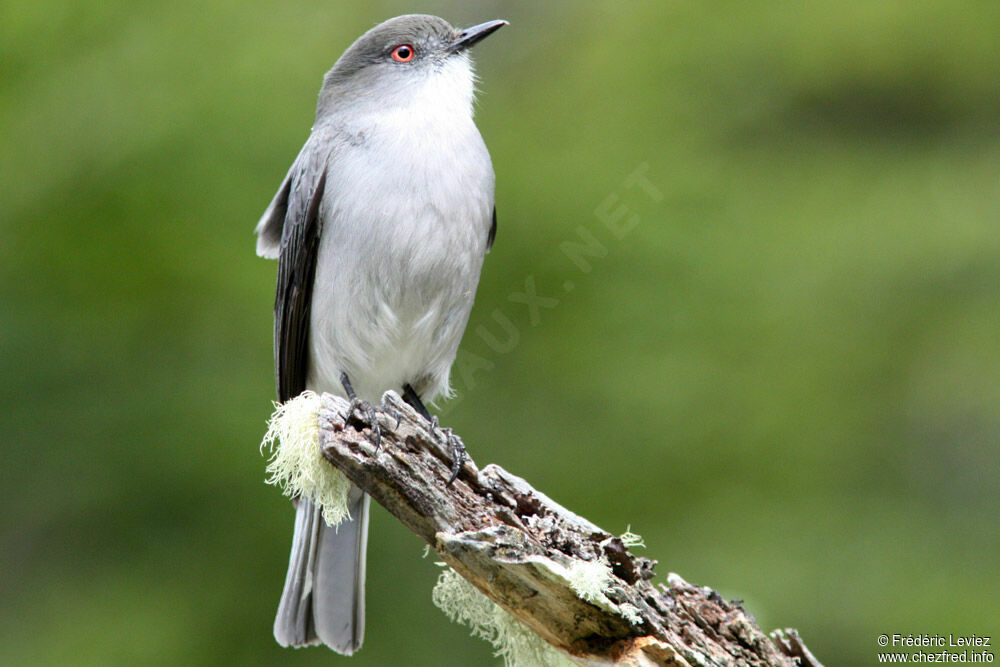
[254,14,505,655]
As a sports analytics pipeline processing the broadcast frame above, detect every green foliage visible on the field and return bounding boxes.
[3,1,998,664]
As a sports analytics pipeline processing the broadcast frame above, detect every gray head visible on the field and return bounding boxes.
[317,15,506,116]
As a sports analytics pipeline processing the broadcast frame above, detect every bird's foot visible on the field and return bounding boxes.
[347,396,381,451]
[340,372,381,450]
[381,397,404,430]
[430,416,466,486]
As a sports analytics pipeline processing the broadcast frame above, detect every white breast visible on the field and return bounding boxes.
[306,57,495,403]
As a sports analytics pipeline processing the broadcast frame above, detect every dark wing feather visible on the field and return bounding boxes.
[274,168,327,402]
[487,206,497,251]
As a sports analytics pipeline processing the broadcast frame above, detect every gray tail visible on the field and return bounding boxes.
[273,485,370,654]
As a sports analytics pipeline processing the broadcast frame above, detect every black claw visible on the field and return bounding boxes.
[403,385,466,485]
[445,429,466,486]
[430,418,465,486]
[378,395,403,430]
[341,372,380,451]
[344,396,380,451]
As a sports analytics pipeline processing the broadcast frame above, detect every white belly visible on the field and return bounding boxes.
[305,113,494,404]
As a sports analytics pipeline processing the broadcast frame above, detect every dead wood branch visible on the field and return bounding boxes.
[317,391,823,667]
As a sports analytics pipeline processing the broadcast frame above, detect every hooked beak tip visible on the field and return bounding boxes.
[451,19,508,53]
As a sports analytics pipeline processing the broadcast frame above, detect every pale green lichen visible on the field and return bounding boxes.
[524,554,614,608]
[619,602,643,625]
[564,558,614,604]
[619,528,645,549]
[431,567,575,667]
[529,555,645,626]
[261,391,350,526]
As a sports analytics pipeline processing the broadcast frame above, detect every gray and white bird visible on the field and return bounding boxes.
[254,14,505,655]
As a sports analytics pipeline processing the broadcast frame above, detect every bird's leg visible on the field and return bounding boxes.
[402,383,432,420]
[402,384,466,486]
[340,372,381,450]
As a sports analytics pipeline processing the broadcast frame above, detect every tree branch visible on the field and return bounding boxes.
[316,391,824,666]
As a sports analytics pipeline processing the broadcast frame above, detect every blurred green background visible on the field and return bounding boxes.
[3,1,999,664]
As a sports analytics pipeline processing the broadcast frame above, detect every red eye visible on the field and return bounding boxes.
[391,44,414,62]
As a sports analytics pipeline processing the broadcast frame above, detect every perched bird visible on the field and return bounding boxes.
[254,14,505,654]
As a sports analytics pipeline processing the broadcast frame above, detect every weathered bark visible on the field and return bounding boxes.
[317,391,823,667]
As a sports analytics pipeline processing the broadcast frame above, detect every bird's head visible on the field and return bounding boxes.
[317,15,507,117]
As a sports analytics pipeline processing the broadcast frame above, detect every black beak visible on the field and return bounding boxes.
[450,19,508,53]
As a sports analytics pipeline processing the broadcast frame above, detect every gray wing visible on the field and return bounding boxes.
[254,170,291,259]
[256,146,328,402]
